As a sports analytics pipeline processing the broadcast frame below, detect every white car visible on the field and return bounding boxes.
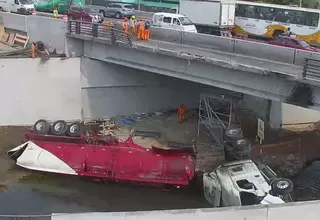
[203,159,293,207]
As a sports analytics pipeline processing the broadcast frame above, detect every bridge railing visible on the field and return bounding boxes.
[303,58,320,80]
[67,20,133,47]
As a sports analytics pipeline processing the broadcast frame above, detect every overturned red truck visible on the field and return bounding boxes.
[8,119,196,187]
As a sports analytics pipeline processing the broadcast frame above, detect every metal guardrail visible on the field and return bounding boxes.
[67,20,132,47]
[303,58,320,80]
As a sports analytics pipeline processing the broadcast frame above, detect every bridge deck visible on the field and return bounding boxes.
[135,39,303,77]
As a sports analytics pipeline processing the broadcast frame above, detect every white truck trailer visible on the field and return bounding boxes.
[170,0,236,36]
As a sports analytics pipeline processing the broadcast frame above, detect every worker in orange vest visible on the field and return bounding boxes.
[177,104,186,123]
[136,19,145,40]
[122,17,129,35]
[30,42,37,59]
[144,20,150,40]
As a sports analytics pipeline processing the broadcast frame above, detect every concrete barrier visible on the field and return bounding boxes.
[51,200,320,220]
[294,50,320,66]
[0,12,27,32]
[150,27,182,44]
[182,32,235,53]
[0,58,81,126]
[135,10,154,19]
[234,39,296,64]
[27,15,67,53]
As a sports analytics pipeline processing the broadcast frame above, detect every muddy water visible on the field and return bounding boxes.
[0,170,210,215]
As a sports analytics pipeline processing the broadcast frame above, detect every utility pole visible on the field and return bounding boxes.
[138,0,141,10]
[299,0,302,7]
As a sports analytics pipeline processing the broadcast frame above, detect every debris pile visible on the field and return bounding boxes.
[0,26,66,59]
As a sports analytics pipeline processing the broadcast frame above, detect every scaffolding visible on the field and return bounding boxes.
[197,92,242,150]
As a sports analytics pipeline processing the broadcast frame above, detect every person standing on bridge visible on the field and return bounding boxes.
[144,20,150,40]
[53,6,58,18]
[129,15,136,36]
[136,19,145,40]
[122,17,129,36]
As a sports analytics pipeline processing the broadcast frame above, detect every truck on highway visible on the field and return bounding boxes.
[169,0,235,36]
[34,0,84,13]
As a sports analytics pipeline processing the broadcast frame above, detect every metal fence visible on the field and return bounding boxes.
[303,58,320,80]
[67,20,132,47]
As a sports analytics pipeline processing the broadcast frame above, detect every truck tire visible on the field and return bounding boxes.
[51,120,68,136]
[224,125,243,144]
[67,122,83,137]
[271,178,294,195]
[232,138,251,151]
[33,119,50,134]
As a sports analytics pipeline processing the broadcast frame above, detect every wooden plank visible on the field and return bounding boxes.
[7,33,15,45]
[12,33,30,48]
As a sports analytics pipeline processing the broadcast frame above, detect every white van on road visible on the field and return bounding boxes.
[0,0,35,14]
[151,12,197,33]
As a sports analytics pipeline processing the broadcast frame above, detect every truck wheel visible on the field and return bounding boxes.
[224,125,243,144]
[232,138,251,151]
[51,120,68,136]
[99,10,105,17]
[67,122,83,137]
[271,178,294,195]
[33,119,50,134]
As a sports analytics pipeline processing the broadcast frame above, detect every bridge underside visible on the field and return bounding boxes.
[74,39,320,111]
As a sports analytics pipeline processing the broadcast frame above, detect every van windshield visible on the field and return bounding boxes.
[20,0,33,4]
[179,16,193,26]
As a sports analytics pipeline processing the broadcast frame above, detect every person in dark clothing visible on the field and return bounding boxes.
[144,20,150,40]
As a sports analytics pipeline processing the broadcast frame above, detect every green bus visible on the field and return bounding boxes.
[92,0,178,12]
[34,0,85,13]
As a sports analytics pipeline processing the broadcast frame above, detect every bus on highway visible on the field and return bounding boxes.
[34,0,85,13]
[234,1,320,45]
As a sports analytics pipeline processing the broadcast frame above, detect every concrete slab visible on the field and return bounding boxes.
[136,39,303,77]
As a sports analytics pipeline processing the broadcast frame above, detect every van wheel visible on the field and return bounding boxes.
[115,12,121,19]
[0,7,3,11]
[271,178,294,195]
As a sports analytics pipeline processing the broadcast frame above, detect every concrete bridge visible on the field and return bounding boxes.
[2,12,320,110]
[66,20,320,110]
[3,12,320,128]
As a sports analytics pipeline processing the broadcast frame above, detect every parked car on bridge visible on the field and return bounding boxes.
[98,3,135,19]
[268,36,320,52]
[68,5,103,23]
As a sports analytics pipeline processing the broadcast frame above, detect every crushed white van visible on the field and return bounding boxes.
[203,159,293,207]
[0,0,35,14]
